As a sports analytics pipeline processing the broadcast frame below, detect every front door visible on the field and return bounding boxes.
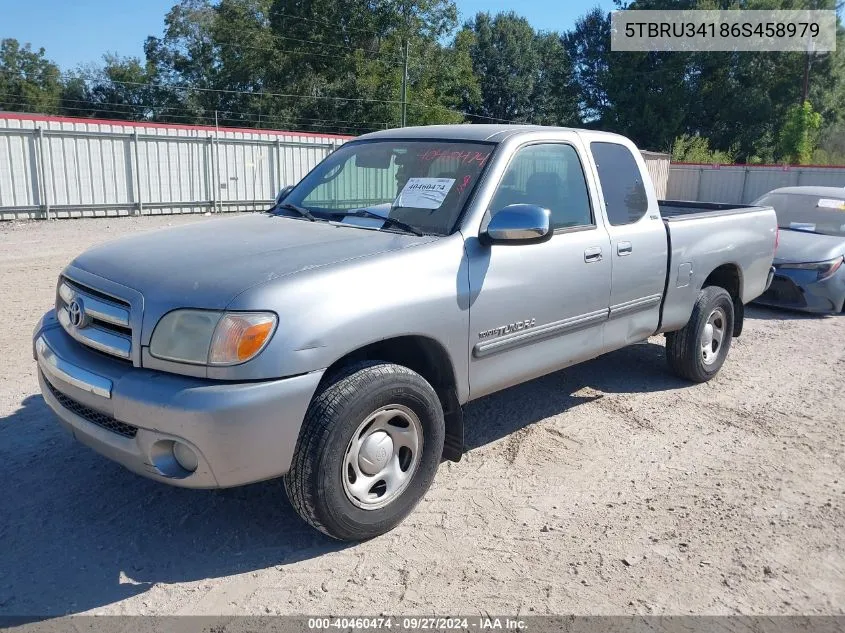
[466,141,612,400]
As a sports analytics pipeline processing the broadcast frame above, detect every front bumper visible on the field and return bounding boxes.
[754,267,845,314]
[34,310,324,488]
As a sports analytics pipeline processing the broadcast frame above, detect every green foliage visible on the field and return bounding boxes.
[133,0,473,132]
[562,0,844,161]
[671,134,738,164]
[0,39,62,114]
[459,12,579,125]
[811,122,845,164]
[0,0,843,150]
[779,100,823,164]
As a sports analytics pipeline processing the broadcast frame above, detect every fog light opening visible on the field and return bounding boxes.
[172,442,198,473]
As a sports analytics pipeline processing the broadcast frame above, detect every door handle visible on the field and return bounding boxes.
[584,246,603,263]
[617,241,633,256]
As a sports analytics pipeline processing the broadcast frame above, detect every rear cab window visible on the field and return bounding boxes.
[590,141,649,226]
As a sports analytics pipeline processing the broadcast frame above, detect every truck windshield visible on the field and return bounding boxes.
[281,140,495,235]
[756,192,845,237]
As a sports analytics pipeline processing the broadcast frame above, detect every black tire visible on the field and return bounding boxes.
[284,361,445,541]
[666,286,735,383]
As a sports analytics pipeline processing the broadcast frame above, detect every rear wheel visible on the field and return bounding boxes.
[666,286,734,383]
[284,361,444,541]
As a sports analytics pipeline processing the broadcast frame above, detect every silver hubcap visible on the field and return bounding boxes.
[342,405,423,510]
[700,307,726,366]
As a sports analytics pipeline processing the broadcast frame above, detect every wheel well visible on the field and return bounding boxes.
[702,264,744,337]
[320,336,464,462]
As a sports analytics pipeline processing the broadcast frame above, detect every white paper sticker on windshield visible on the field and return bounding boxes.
[789,222,816,231]
[817,198,845,210]
[395,178,455,209]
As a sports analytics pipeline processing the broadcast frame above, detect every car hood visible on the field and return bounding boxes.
[774,229,845,265]
[69,214,436,309]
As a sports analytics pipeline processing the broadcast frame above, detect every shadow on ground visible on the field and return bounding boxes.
[0,340,687,616]
[463,340,688,451]
[0,394,349,617]
[745,304,835,321]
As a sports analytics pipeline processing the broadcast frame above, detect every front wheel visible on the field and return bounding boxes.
[666,286,735,383]
[284,361,445,541]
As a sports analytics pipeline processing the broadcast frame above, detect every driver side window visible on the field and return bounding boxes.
[490,144,593,230]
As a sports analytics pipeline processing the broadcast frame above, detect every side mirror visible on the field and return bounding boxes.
[480,204,552,246]
[275,185,295,204]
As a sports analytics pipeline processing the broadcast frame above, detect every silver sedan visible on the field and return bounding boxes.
[753,186,845,314]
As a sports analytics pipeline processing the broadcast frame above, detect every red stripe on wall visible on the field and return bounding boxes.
[0,112,356,140]
[673,161,845,169]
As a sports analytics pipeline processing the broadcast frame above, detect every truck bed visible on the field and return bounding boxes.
[657,200,778,335]
[658,200,763,221]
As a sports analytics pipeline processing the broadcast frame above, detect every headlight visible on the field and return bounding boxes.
[150,310,277,366]
[778,256,843,281]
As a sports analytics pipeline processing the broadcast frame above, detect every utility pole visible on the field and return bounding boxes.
[401,38,410,126]
[802,52,811,103]
[801,0,819,103]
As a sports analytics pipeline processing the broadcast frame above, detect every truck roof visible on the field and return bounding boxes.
[357,124,630,144]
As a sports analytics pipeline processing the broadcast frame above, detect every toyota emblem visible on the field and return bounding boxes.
[68,298,85,328]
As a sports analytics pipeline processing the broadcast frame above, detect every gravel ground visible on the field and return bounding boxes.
[0,215,843,617]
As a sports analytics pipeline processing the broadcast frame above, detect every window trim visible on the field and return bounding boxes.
[589,140,650,228]
[483,140,596,236]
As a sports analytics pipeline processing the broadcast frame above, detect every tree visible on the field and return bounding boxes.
[142,0,473,133]
[459,12,579,125]
[564,8,611,124]
[60,56,173,121]
[565,0,844,159]
[812,121,845,164]
[531,33,580,126]
[779,100,823,164]
[672,133,738,163]
[0,39,62,114]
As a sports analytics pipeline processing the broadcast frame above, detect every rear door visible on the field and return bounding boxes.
[585,136,668,349]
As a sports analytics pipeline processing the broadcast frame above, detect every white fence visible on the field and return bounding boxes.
[641,151,670,199]
[0,113,348,220]
[667,162,845,204]
[9,114,832,220]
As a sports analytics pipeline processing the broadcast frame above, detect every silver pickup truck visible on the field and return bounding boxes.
[33,125,777,540]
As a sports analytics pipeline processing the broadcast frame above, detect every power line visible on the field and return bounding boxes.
[0,69,522,124]
[0,69,407,105]
[232,32,404,65]
[147,6,405,66]
[260,9,386,38]
[0,99,390,132]
[175,32,405,67]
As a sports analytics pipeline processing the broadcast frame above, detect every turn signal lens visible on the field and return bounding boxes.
[821,256,844,281]
[208,312,277,365]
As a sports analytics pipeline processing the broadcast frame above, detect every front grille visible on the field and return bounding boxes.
[44,376,138,439]
[56,277,134,363]
[760,274,806,306]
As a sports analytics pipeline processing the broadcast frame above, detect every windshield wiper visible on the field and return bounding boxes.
[274,202,317,222]
[338,209,424,236]
[779,226,819,234]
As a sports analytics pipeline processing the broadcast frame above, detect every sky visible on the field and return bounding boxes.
[0,0,616,71]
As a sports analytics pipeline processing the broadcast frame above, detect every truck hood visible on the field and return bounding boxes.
[69,214,435,309]
[774,229,845,265]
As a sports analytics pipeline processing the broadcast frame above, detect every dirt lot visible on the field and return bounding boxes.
[0,215,843,617]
